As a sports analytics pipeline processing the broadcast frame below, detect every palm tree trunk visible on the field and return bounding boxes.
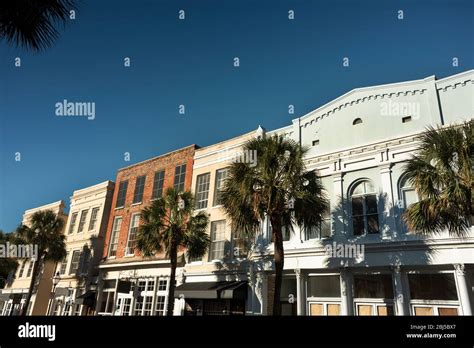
[21,257,42,316]
[270,215,284,316]
[166,241,178,316]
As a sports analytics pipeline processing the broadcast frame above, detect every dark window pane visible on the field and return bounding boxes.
[116,181,128,207]
[408,274,458,301]
[152,170,165,199]
[308,275,341,297]
[195,173,211,209]
[366,195,378,214]
[352,216,364,236]
[367,214,379,234]
[354,275,394,299]
[213,168,229,206]
[174,164,186,192]
[133,176,146,204]
[352,197,364,216]
[321,219,332,238]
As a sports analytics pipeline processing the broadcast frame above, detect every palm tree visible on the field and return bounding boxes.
[14,210,66,316]
[221,135,328,315]
[0,230,18,288]
[136,188,210,316]
[403,121,473,236]
[0,0,76,51]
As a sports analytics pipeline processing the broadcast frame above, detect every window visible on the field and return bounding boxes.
[152,170,165,199]
[209,220,226,261]
[312,140,320,146]
[155,296,166,316]
[354,274,394,299]
[80,247,91,275]
[195,173,211,209]
[408,274,458,301]
[26,261,34,277]
[126,214,140,255]
[308,275,341,298]
[158,279,168,292]
[99,291,115,313]
[213,168,229,206]
[399,175,418,210]
[353,118,363,125]
[18,261,26,278]
[77,210,88,233]
[88,207,100,231]
[69,250,82,275]
[402,116,412,123]
[351,180,379,236]
[108,217,122,257]
[116,180,128,208]
[59,251,69,275]
[133,176,146,204]
[305,203,331,240]
[174,164,186,192]
[68,212,78,234]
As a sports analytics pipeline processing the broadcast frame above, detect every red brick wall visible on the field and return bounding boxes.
[102,145,197,259]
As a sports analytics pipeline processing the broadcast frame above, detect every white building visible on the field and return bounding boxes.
[245,70,474,316]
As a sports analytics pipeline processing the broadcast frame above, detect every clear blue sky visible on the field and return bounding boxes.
[1,0,473,232]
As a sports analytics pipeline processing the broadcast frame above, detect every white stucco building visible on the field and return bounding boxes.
[245,69,474,316]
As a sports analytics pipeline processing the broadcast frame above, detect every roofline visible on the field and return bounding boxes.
[194,127,264,155]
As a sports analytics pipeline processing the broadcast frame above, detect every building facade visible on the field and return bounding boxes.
[0,201,68,315]
[96,145,197,316]
[175,129,264,315]
[49,181,115,316]
[247,70,474,316]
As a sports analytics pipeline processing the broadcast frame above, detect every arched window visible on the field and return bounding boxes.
[399,175,418,209]
[350,180,379,236]
[353,118,363,125]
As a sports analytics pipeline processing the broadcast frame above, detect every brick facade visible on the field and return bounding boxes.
[102,145,197,260]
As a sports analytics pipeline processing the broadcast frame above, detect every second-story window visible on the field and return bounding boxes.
[152,170,165,199]
[195,173,211,209]
[213,168,229,206]
[26,261,34,277]
[68,212,78,234]
[305,202,331,240]
[77,210,88,233]
[59,251,69,275]
[133,175,146,204]
[108,217,122,257]
[69,250,82,275]
[174,164,186,192]
[116,180,128,208]
[350,180,379,236]
[126,214,140,255]
[88,207,100,231]
[18,260,26,278]
[209,220,226,261]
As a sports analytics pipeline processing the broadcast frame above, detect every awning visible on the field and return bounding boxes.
[174,281,247,300]
[75,290,96,306]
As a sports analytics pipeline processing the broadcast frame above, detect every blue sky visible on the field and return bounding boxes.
[1,0,473,232]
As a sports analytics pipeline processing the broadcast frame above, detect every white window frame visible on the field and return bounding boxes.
[88,206,101,231]
[108,217,122,258]
[125,214,140,256]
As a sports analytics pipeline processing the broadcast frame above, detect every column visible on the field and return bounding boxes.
[454,264,472,315]
[295,269,306,315]
[339,268,353,315]
[332,173,344,236]
[392,265,406,315]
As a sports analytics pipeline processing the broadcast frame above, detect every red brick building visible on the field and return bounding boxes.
[97,145,197,316]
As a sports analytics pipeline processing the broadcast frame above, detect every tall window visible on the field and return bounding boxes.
[174,164,186,192]
[77,210,88,233]
[126,214,140,255]
[213,168,229,206]
[116,180,128,208]
[306,202,331,240]
[152,170,165,199]
[351,180,379,236]
[399,175,418,209]
[209,220,226,261]
[69,250,82,275]
[133,176,146,204]
[18,261,27,278]
[26,261,34,277]
[108,217,122,257]
[59,251,69,275]
[68,212,78,234]
[195,173,211,209]
[88,207,100,231]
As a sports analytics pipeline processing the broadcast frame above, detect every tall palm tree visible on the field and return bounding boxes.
[0,0,75,51]
[221,135,328,315]
[0,230,18,288]
[136,188,210,316]
[14,210,66,316]
[403,121,473,236]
